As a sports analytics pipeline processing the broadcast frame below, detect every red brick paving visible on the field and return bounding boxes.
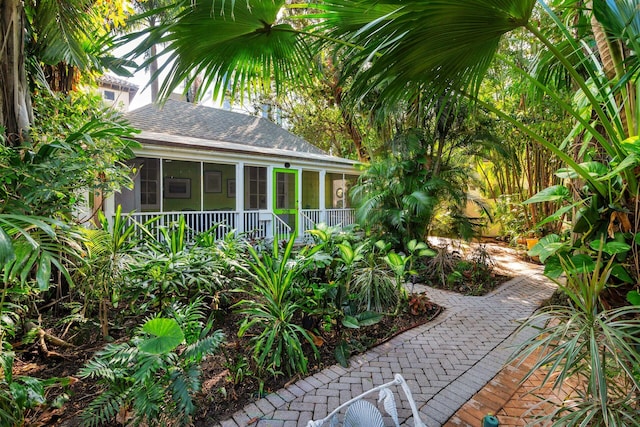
[443,352,577,427]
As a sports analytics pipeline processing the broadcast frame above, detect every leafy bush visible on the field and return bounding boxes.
[350,129,481,250]
[234,236,321,377]
[124,217,231,312]
[2,90,138,218]
[79,301,224,427]
[513,244,640,425]
[0,351,71,426]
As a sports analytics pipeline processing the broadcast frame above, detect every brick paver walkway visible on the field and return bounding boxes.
[217,246,556,427]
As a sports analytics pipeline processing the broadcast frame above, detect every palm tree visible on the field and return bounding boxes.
[128,0,182,103]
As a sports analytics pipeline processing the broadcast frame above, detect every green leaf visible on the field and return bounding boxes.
[568,254,595,274]
[523,185,571,204]
[627,290,640,306]
[528,234,566,263]
[573,205,600,234]
[385,252,403,267]
[620,136,640,155]
[535,202,581,228]
[375,240,391,252]
[589,240,631,256]
[543,255,564,279]
[341,315,360,329]
[36,252,52,291]
[555,162,609,180]
[355,311,383,327]
[599,154,639,181]
[418,248,437,257]
[0,227,14,266]
[611,264,633,284]
[334,340,350,368]
[139,318,185,354]
[133,0,312,103]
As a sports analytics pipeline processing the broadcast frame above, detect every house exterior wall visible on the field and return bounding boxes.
[101,86,133,111]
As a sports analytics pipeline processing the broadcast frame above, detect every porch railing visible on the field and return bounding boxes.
[325,208,355,227]
[124,210,238,242]
[119,208,355,243]
[300,209,321,238]
[272,214,293,240]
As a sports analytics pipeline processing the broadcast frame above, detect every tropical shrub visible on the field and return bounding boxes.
[350,129,480,251]
[1,90,138,219]
[125,216,230,312]
[512,245,640,425]
[234,236,322,377]
[72,206,144,338]
[0,351,72,427]
[79,300,224,427]
[0,214,81,425]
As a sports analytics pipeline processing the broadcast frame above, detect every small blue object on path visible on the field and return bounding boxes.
[482,414,499,427]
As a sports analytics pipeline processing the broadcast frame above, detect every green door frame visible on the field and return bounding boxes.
[272,168,298,238]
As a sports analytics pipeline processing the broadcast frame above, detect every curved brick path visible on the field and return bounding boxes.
[217,246,556,427]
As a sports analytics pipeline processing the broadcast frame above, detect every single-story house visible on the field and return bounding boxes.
[105,100,360,241]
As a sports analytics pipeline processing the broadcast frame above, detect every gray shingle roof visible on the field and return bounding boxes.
[125,99,326,155]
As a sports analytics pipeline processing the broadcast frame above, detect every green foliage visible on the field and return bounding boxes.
[73,206,144,338]
[0,214,82,352]
[1,90,139,218]
[127,0,313,103]
[511,251,640,425]
[0,351,71,426]
[79,300,224,427]
[125,216,230,312]
[351,129,479,249]
[234,236,321,377]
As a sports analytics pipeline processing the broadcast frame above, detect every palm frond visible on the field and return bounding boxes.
[316,0,536,108]
[131,0,315,103]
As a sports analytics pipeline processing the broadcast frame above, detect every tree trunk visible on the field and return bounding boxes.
[149,43,159,103]
[1,0,32,145]
[589,1,635,136]
[332,84,369,163]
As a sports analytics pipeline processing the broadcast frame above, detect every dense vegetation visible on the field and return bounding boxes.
[1,0,640,425]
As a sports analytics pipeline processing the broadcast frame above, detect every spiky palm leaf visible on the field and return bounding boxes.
[132,0,315,102]
[316,0,536,107]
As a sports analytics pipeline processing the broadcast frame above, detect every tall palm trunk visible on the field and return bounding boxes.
[149,43,159,103]
[1,0,32,146]
[589,1,635,136]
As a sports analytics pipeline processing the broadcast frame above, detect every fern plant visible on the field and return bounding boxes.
[79,300,224,427]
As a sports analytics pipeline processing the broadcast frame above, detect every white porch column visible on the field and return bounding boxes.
[199,162,204,211]
[319,170,326,224]
[296,167,302,239]
[159,158,164,212]
[236,162,244,234]
[265,165,274,239]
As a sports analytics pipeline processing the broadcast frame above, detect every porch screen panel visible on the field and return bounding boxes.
[115,158,143,212]
[162,160,200,212]
[115,157,160,212]
[244,166,267,210]
[140,158,160,211]
[325,173,346,208]
[203,163,236,211]
[301,171,319,209]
